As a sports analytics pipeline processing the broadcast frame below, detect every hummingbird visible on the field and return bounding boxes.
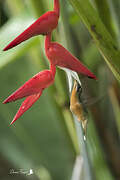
[70,80,88,135]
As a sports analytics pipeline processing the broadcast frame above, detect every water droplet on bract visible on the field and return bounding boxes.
[84,135,86,141]
[22,106,25,110]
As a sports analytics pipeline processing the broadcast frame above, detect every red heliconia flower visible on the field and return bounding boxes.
[45,33,97,80]
[3,64,56,125]
[3,0,60,51]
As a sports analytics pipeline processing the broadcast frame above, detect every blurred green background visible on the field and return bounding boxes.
[0,0,120,180]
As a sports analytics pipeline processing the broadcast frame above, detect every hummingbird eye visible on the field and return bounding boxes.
[76,83,82,94]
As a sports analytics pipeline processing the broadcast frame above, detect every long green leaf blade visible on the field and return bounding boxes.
[68,0,120,82]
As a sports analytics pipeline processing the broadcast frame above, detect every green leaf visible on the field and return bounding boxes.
[68,0,120,82]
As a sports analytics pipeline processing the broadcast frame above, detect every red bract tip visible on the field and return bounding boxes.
[3,65,56,104]
[45,33,97,80]
[10,92,42,125]
[3,0,60,51]
[3,64,56,124]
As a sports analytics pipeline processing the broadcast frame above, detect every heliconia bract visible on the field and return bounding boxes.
[3,64,56,124]
[3,0,60,51]
[45,33,97,80]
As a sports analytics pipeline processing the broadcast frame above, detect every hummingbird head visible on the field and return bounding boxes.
[72,80,83,103]
[73,80,82,94]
